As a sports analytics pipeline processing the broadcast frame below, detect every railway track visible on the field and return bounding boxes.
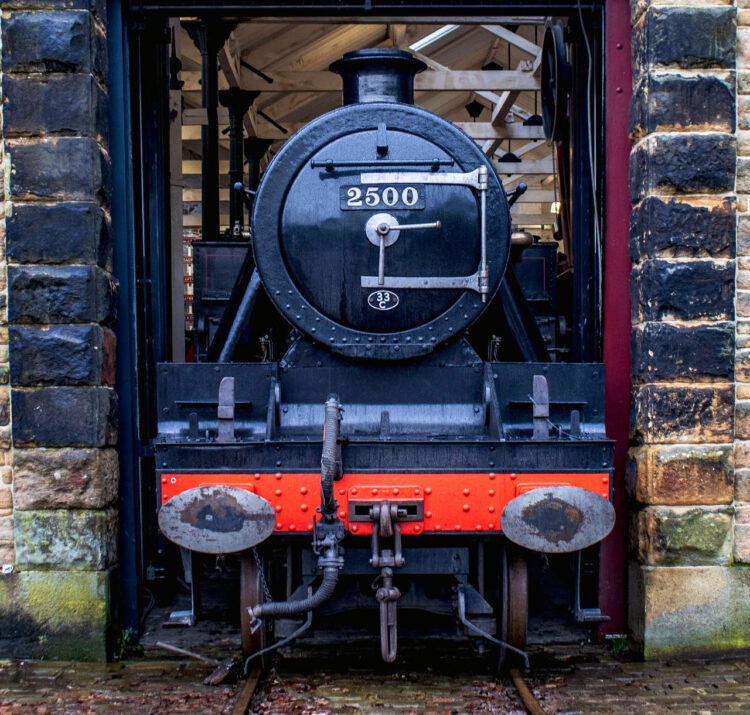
[231,663,548,715]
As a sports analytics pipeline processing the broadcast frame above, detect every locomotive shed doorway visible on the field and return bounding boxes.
[109,0,630,658]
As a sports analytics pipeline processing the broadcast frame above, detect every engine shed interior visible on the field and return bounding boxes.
[119,2,614,667]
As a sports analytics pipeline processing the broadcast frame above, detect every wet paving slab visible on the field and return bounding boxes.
[1,646,750,714]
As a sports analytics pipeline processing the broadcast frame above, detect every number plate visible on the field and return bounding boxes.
[341,185,425,211]
[368,290,400,311]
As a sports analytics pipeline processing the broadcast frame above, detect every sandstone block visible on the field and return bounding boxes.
[631,322,733,382]
[631,259,734,322]
[735,504,750,563]
[633,7,736,71]
[736,468,750,500]
[8,137,110,203]
[4,74,108,148]
[0,569,112,661]
[10,325,116,386]
[1,11,100,75]
[630,133,736,201]
[631,384,733,444]
[737,156,750,194]
[0,544,14,565]
[631,196,735,260]
[13,448,117,510]
[12,386,117,447]
[630,72,735,139]
[13,508,117,570]
[8,265,116,325]
[737,401,750,440]
[635,505,733,565]
[627,444,733,505]
[629,563,750,659]
[0,515,13,543]
[6,202,111,269]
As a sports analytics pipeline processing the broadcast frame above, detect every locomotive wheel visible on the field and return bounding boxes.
[497,544,528,671]
[240,550,268,665]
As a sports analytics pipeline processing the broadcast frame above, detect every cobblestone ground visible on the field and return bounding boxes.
[1,646,750,714]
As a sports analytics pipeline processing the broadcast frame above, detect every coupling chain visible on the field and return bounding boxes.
[253,546,273,603]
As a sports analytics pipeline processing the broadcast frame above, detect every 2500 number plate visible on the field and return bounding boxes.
[341,185,424,210]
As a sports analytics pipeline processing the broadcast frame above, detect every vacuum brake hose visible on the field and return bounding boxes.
[251,564,339,618]
[320,394,342,519]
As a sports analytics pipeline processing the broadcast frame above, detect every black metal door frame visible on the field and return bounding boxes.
[113,0,603,633]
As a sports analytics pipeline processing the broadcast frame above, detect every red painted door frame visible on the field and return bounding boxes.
[600,0,632,635]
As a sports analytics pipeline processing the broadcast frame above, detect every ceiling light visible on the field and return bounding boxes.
[409,25,459,52]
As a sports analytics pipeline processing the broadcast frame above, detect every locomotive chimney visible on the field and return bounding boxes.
[329,49,427,105]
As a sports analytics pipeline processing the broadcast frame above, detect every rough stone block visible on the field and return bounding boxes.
[13,508,117,570]
[10,325,116,386]
[13,448,117,510]
[12,387,117,447]
[630,133,736,201]
[630,196,735,260]
[0,515,13,544]
[0,544,15,565]
[8,265,116,325]
[631,259,734,322]
[629,563,750,659]
[0,569,112,661]
[737,468,750,501]
[737,156,750,194]
[0,390,9,429]
[8,137,109,203]
[737,401,750,441]
[627,444,733,505]
[6,202,111,268]
[0,487,12,510]
[1,10,103,76]
[633,7,736,72]
[631,384,733,444]
[630,72,735,139]
[634,506,733,565]
[735,504,750,563]
[3,74,107,147]
[631,322,733,381]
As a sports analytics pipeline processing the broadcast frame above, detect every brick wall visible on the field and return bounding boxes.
[628,0,750,657]
[0,0,117,660]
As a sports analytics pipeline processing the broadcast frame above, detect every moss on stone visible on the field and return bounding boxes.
[0,569,112,660]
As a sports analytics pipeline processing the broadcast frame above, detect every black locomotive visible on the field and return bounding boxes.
[155,48,614,669]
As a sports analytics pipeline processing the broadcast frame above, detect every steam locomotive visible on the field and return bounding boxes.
[155,48,614,669]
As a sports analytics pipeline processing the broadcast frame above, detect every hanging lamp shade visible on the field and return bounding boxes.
[523,114,544,126]
[481,61,503,71]
[465,99,484,119]
[498,151,521,163]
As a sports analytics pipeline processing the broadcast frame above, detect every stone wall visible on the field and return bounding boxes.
[0,0,117,660]
[628,0,750,657]
[0,14,12,572]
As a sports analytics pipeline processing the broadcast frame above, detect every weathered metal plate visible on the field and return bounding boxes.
[501,486,615,553]
[158,486,275,554]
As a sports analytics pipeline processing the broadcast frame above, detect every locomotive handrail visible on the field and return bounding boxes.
[311,158,454,170]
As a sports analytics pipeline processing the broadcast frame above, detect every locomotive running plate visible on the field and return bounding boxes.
[501,486,615,553]
[158,486,276,554]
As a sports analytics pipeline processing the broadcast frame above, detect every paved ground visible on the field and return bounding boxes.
[1,645,750,714]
